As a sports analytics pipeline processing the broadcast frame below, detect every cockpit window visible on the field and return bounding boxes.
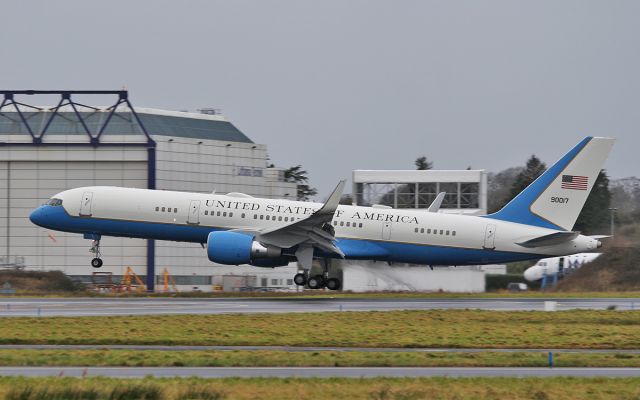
[46,198,63,206]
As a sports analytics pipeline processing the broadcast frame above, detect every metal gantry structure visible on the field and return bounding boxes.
[0,90,155,146]
[0,90,157,291]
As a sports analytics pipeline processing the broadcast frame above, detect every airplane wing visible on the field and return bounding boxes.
[255,180,347,267]
[516,231,580,248]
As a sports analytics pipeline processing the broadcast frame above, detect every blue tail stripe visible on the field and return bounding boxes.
[484,137,592,230]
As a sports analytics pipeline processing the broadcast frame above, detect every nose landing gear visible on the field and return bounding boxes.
[89,239,103,268]
[91,257,103,268]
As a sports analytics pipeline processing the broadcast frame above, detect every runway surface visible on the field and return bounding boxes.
[0,297,638,317]
[1,366,639,378]
[1,344,638,354]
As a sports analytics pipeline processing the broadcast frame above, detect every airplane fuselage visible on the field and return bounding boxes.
[30,186,600,266]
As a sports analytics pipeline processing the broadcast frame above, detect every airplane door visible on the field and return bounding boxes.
[79,191,93,216]
[382,222,392,240]
[483,224,496,250]
[188,200,201,224]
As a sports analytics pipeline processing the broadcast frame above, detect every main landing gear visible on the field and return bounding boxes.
[293,260,341,291]
[293,272,307,286]
[325,277,341,290]
[295,272,340,290]
[307,274,324,290]
[90,239,103,268]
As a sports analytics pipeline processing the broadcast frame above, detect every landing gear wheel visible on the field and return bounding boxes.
[307,275,325,289]
[91,258,103,269]
[326,278,341,291]
[89,239,102,268]
[294,273,307,286]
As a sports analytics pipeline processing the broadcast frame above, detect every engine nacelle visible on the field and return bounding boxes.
[206,231,282,266]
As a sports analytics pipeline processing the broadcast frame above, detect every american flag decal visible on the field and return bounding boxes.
[561,175,588,190]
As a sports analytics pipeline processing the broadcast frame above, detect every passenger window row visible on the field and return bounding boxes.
[204,210,234,218]
[415,227,456,236]
[253,214,298,222]
[156,207,178,213]
[201,211,302,221]
[332,221,364,228]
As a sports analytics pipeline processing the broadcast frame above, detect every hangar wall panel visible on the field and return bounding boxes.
[154,137,294,198]
[0,148,148,275]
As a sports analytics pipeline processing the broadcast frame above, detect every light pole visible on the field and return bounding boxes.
[608,207,617,237]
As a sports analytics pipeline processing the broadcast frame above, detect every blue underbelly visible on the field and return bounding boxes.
[335,238,540,265]
[41,207,215,242]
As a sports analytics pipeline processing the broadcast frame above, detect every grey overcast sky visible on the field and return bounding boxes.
[2,1,638,198]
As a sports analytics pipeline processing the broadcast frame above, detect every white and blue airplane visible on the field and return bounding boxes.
[30,137,614,290]
[524,252,602,282]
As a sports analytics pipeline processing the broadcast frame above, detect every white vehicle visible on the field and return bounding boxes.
[30,137,614,291]
[524,253,602,282]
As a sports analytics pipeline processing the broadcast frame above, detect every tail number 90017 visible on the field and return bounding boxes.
[551,197,569,204]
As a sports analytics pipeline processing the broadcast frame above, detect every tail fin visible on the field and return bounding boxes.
[487,137,615,231]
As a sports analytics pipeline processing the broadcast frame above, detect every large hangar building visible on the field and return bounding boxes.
[0,90,297,291]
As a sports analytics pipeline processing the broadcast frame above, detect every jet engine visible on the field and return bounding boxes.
[206,231,285,266]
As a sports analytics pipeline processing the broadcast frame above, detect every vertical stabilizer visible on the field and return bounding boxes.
[487,137,615,231]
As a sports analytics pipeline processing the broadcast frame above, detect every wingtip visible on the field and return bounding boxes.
[333,179,347,192]
[319,179,347,212]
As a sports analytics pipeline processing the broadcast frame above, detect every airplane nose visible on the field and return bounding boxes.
[29,206,48,227]
[523,269,534,282]
[597,240,602,248]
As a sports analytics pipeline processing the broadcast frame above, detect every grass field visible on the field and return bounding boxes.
[1,310,639,349]
[0,349,638,368]
[1,377,639,400]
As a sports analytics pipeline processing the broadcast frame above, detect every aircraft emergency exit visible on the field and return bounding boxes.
[30,137,614,290]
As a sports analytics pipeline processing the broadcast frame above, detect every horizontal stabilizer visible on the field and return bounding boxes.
[516,231,580,248]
